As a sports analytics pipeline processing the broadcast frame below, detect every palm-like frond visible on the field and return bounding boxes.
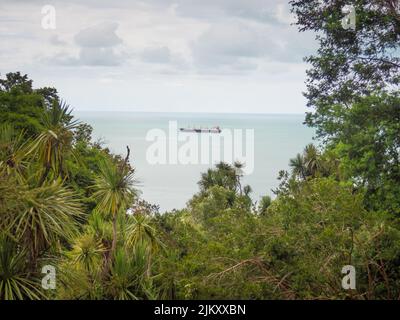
[42,100,79,132]
[28,101,80,184]
[303,144,321,177]
[92,156,137,273]
[243,184,252,196]
[107,246,158,300]
[0,124,31,178]
[68,233,105,273]
[55,257,104,300]
[126,214,164,280]
[289,153,306,179]
[108,249,140,300]
[4,180,83,263]
[126,214,162,252]
[92,158,136,217]
[198,162,237,191]
[0,235,43,300]
[87,211,113,244]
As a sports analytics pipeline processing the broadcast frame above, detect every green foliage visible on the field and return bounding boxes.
[0,72,56,136]
[0,235,43,300]
[258,195,272,216]
[290,1,400,216]
[290,0,400,135]
[0,72,151,299]
[330,93,400,215]
[92,157,136,219]
[1,70,400,300]
[107,246,158,300]
[158,175,400,299]
[28,101,79,185]
[68,233,105,273]
[3,179,83,266]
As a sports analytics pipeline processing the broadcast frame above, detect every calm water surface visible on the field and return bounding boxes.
[75,111,315,212]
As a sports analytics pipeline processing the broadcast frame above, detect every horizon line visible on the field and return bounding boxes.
[74,109,308,116]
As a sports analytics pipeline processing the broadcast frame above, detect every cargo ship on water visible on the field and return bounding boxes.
[179,126,222,134]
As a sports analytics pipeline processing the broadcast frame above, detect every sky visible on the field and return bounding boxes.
[0,0,318,114]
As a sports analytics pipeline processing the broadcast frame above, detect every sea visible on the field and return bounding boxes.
[75,111,315,212]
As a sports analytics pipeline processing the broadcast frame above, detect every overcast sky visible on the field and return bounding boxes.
[0,0,317,113]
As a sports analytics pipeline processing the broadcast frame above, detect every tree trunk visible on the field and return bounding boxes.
[27,230,38,274]
[103,214,118,278]
[38,162,51,186]
[111,214,118,256]
[146,252,152,278]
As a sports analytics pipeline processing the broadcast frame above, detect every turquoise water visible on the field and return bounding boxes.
[75,111,315,212]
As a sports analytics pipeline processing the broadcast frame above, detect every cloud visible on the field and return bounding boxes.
[190,19,316,72]
[140,46,172,64]
[138,46,189,73]
[190,22,259,72]
[1,0,292,23]
[49,34,67,46]
[0,0,316,114]
[47,22,126,66]
[2,0,315,73]
[78,47,123,66]
[74,22,122,47]
[48,48,124,67]
[146,0,291,24]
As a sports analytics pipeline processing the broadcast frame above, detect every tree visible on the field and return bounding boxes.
[92,147,136,273]
[0,72,33,93]
[126,213,162,277]
[198,162,240,192]
[258,195,272,216]
[289,153,306,180]
[290,0,400,138]
[73,123,93,145]
[29,101,79,185]
[303,144,322,178]
[35,87,59,107]
[0,73,45,135]
[0,235,43,300]
[291,1,400,214]
[267,177,400,299]
[332,93,400,214]
[2,178,83,270]
[0,124,30,178]
[0,72,162,300]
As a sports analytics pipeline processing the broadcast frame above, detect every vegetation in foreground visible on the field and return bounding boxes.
[1,0,399,300]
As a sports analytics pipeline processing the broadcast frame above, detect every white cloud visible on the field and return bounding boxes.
[191,19,316,72]
[78,47,123,66]
[46,22,126,66]
[74,22,122,47]
[147,0,291,24]
[140,46,172,64]
[0,0,316,113]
